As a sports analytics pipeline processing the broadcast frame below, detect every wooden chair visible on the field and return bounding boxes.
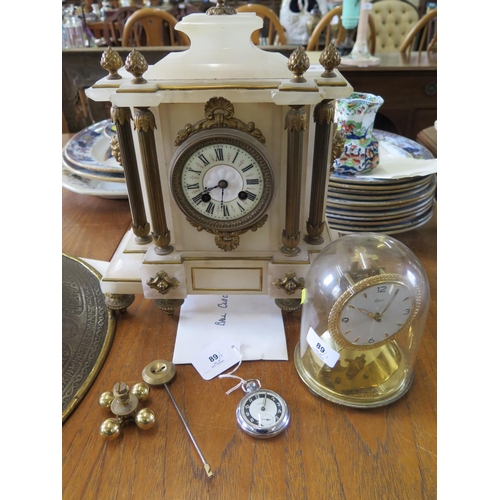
[236,4,287,46]
[102,7,140,46]
[121,8,190,47]
[370,0,419,52]
[399,8,437,55]
[306,6,376,54]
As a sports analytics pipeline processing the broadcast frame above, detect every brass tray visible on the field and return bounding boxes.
[62,253,115,423]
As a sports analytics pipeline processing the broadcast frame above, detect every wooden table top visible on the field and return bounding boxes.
[62,179,437,499]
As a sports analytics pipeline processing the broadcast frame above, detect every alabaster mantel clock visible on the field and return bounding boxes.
[86,1,353,313]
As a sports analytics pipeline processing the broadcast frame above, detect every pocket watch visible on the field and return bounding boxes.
[235,379,290,438]
[328,273,421,350]
[170,128,275,234]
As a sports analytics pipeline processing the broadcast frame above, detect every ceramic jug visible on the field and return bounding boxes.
[333,92,384,175]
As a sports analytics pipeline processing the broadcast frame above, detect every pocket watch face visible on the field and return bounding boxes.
[236,389,290,438]
[170,129,274,232]
[328,274,421,350]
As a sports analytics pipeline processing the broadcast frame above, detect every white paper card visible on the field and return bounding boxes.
[173,295,288,364]
[306,327,340,368]
[191,340,241,380]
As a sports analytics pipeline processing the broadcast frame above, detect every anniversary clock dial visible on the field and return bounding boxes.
[328,273,421,350]
[170,129,274,233]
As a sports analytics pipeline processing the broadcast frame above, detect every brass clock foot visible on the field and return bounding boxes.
[104,293,135,313]
[154,299,184,315]
[275,298,302,313]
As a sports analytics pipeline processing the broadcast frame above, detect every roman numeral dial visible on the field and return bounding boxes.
[170,130,274,233]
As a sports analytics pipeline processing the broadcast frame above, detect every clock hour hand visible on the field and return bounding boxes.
[261,392,268,411]
[357,308,379,321]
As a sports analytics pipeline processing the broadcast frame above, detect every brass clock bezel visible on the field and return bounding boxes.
[170,128,275,233]
[327,273,421,351]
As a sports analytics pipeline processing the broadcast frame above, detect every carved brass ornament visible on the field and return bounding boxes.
[319,42,342,78]
[272,272,305,295]
[284,106,307,132]
[189,215,268,251]
[110,135,122,165]
[331,122,346,169]
[100,46,123,80]
[287,47,310,83]
[174,97,266,146]
[147,271,180,295]
[206,0,236,15]
[133,107,157,133]
[125,49,148,84]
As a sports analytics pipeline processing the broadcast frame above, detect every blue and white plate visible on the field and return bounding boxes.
[63,119,123,174]
[62,166,128,199]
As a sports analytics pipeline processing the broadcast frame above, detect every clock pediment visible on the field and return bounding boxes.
[143,13,291,81]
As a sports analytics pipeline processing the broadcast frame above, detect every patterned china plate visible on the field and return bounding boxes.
[326,200,434,225]
[63,120,123,174]
[328,176,433,201]
[326,197,435,221]
[326,176,436,209]
[327,206,435,235]
[62,157,126,183]
[330,129,434,188]
[329,175,431,194]
[62,166,128,199]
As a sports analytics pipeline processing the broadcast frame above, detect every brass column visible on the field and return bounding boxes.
[305,99,334,245]
[281,105,307,256]
[111,105,152,244]
[133,107,173,255]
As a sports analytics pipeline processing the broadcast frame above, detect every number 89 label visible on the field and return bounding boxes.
[306,327,340,368]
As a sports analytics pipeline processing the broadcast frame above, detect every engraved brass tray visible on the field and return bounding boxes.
[62,253,116,423]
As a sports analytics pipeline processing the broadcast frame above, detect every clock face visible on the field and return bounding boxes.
[170,129,274,232]
[328,274,420,349]
[236,389,290,438]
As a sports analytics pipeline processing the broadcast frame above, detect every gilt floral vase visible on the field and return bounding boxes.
[333,92,384,175]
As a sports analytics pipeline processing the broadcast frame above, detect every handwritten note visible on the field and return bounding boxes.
[172,295,288,365]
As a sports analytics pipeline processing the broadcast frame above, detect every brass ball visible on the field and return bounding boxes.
[100,418,121,440]
[131,382,150,401]
[135,408,156,430]
[98,391,115,408]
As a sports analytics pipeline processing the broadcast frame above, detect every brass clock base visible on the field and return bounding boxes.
[154,299,185,315]
[275,298,302,313]
[105,293,135,313]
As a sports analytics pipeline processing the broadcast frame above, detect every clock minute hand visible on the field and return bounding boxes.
[379,288,400,319]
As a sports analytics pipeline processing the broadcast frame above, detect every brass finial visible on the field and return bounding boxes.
[100,47,123,80]
[206,0,236,15]
[319,42,341,78]
[125,48,148,84]
[287,47,310,84]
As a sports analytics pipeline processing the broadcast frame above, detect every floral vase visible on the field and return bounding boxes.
[333,92,384,175]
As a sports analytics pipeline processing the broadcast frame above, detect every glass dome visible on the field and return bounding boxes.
[294,232,430,408]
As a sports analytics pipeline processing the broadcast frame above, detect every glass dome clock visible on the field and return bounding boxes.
[294,233,430,408]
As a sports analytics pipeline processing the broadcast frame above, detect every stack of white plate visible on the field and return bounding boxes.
[62,119,127,199]
[327,130,436,235]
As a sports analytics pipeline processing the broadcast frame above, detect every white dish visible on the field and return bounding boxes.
[63,120,124,174]
[62,166,128,199]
